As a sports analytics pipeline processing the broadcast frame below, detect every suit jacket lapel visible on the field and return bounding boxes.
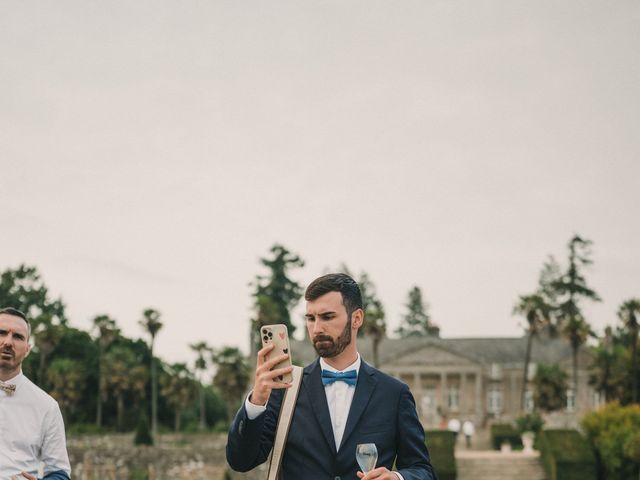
[303,360,337,455]
[339,360,378,452]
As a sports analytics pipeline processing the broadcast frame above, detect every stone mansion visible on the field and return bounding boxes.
[292,333,598,429]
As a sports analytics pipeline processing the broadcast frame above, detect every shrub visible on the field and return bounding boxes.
[426,430,456,480]
[515,412,544,434]
[134,413,153,446]
[538,429,596,480]
[582,402,640,479]
[490,423,522,450]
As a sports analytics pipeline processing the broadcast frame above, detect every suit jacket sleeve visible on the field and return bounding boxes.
[226,390,284,472]
[395,384,438,480]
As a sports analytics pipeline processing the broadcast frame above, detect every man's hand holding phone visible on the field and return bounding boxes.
[250,342,293,406]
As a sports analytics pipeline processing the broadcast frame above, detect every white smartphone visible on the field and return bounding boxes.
[260,324,293,383]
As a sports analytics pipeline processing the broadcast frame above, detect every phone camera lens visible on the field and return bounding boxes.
[268,332,273,337]
[263,335,269,341]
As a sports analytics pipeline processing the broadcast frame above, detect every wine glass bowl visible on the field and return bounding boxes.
[356,443,378,473]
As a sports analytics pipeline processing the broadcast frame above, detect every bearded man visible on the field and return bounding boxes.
[0,307,71,480]
[226,273,436,480]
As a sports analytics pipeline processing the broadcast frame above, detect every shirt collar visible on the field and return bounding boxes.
[1,370,25,392]
[320,353,360,374]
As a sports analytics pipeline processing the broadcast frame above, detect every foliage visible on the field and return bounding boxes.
[47,358,87,425]
[589,326,636,405]
[425,430,456,480]
[103,345,148,431]
[513,292,553,410]
[139,308,163,440]
[515,412,544,434]
[490,423,522,450]
[551,235,600,392]
[212,346,251,420]
[618,298,640,403]
[532,363,568,412]
[250,244,304,353]
[160,363,197,431]
[582,402,640,479]
[190,341,212,430]
[396,286,439,338]
[134,413,153,446]
[538,429,597,480]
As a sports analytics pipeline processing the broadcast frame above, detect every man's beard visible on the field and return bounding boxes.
[312,317,352,358]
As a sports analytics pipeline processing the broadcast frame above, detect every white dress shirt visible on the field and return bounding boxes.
[0,371,72,478]
[246,355,403,479]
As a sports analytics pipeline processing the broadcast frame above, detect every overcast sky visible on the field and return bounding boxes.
[1,1,639,368]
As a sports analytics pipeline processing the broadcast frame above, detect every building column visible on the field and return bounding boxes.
[475,370,482,420]
[440,372,447,411]
[460,372,467,413]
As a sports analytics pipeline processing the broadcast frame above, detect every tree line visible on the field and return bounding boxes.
[2,237,637,439]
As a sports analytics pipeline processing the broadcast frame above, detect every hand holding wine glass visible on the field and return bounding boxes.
[356,443,378,473]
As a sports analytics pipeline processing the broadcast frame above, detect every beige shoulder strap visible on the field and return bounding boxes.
[267,365,303,480]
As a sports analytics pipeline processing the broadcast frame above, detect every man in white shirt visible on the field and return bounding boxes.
[227,273,436,480]
[0,307,72,480]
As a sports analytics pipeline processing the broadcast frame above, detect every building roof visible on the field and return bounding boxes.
[290,334,579,368]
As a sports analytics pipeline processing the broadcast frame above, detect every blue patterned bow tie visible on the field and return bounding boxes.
[321,369,358,386]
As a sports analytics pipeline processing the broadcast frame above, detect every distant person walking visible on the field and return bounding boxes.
[0,307,71,480]
[462,420,475,448]
[447,417,461,443]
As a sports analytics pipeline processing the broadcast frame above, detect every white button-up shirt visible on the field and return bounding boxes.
[318,355,360,449]
[0,372,71,478]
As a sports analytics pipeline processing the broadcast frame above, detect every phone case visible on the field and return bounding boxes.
[260,324,293,383]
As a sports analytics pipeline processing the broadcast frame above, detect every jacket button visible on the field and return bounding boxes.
[239,420,245,435]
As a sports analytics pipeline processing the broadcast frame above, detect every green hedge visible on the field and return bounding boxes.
[538,429,596,480]
[490,423,523,450]
[582,402,640,480]
[426,430,456,480]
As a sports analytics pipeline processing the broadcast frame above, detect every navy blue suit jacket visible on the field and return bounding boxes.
[227,359,437,480]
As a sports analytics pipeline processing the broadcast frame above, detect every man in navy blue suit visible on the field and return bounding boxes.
[227,273,437,480]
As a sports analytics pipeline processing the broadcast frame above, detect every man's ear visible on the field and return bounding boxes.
[24,343,32,358]
[351,309,364,330]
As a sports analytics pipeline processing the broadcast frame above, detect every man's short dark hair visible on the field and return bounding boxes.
[305,273,363,315]
[0,307,30,335]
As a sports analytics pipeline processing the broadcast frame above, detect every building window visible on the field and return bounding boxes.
[448,385,460,411]
[487,385,502,415]
[566,388,576,412]
[524,389,534,413]
[490,363,502,379]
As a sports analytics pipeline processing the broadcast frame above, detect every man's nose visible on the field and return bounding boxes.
[311,320,324,335]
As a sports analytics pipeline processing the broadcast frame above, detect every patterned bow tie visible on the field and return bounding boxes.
[321,369,358,386]
[0,381,16,395]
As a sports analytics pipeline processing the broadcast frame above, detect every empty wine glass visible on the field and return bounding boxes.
[356,443,378,473]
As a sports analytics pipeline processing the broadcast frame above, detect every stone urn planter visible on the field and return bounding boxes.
[521,431,535,453]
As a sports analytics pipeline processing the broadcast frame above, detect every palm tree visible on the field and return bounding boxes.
[513,294,552,411]
[103,346,148,431]
[212,347,250,421]
[190,341,212,430]
[160,363,196,431]
[32,317,64,388]
[47,358,86,426]
[618,298,640,403]
[139,308,163,442]
[92,314,119,427]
